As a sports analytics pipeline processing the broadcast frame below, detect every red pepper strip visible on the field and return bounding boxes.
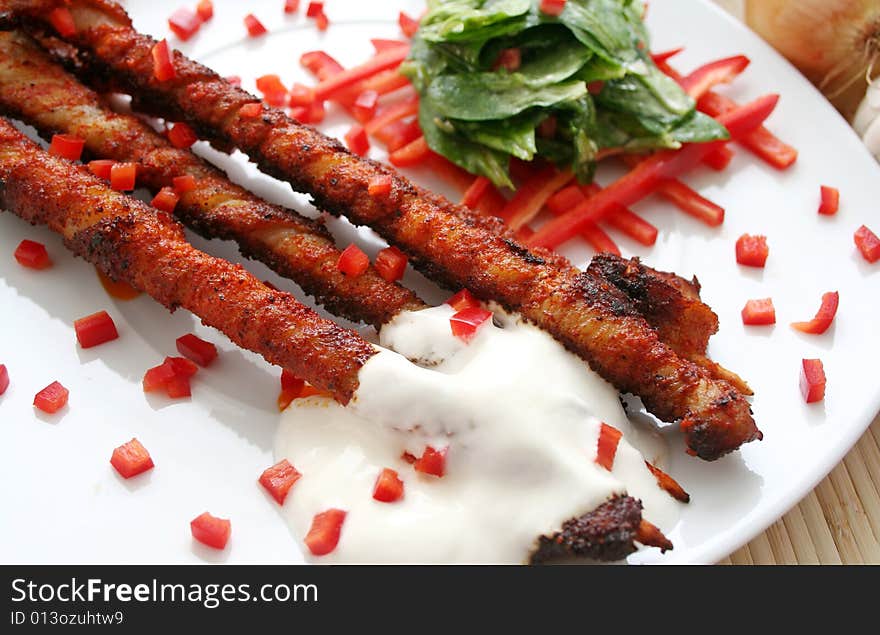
[580,184,658,246]
[300,50,344,79]
[373,118,422,152]
[656,178,725,226]
[650,47,684,65]
[546,185,621,254]
[580,224,621,255]
[595,423,623,471]
[359,70,411,97]
[800,359,826,404]
[791,291,839,335]
[502,166,574,229]
[0,364,9,396]
[461,176,492,210]
[644,461,690,503]
[389,136,430,167]
[371,38,410,53]
[364,95,420,135]
[527,94,779,249]
[476,184,509,216]
[313,46,410,102]
[678,55,750,99]
[703,144,735,171]
[697,92,797,170]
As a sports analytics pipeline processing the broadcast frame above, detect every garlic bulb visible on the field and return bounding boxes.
[745,0,880,121]
[854,80,880,159]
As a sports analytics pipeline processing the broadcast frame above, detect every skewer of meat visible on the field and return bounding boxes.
[0,29,425,330]
[0,115,672,560]
[1,27,738,389]
[8,0,761,460]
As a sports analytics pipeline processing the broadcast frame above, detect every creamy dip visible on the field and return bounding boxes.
[275,305,682,563]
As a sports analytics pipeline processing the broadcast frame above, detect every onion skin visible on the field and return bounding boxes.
[745,0,880,120]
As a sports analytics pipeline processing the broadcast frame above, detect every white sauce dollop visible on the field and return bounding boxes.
[275,305,682,563]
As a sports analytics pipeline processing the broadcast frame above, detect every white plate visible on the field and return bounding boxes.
[1,0,878,565]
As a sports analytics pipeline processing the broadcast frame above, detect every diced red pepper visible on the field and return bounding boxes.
[401,451,417,464]
[313,46,410,102]
[190,512,231,550]
[657,178,725,226]
[0,364,8,396]
[364,96,420,135]
[196,0,213,21]
[855,225,880,263]
[741,298,776,326]
[345,124,370,156]
[304,509,346,556]
[34,381,68,414]
[595,423,622,471]
[367,175,393,198]
[314,11,329,31]
[644,461,690,503]
[287,83,315,108]
[74,310,119,348]
[176,333,218,367]
[89,160,115,180]
[14,239,51,270]
[284,0,300,14]
[172,174,197,194]
[791,291,839,335]
[164,356,199,379]
[167,122,198,149]
[259,459,302,505]
[413,446,446,477]
[110,162,137,191]
[278,368,305,411]
[678,55,750,99]
[337,244,370,277]
[446,289,480,312]
[703,144,735,171]
[493,48,522,72]
[388,136,430,167]
[501,166,574,229]
[290,100,326,124]
[697,91,797,170]
[165,374,192,399]
[151,187,179,213]
[256,74,288,104]
[735,234,769,268]
[399,11,420,37]
[373,468,404,502]
[374,246,407,282]
[239,102,263,119]
[110,438,155,479]
[244,13,267,37]
[168,8,202,41]
[800,359,826,404]
[450,306,493,342]
[371,38,409,53]
[539,0,567,17]
[529,95,780,248]
[818,185,839,216]
[352,90,379,123]
[306,1,324,17]
[143,362,177,393]
[48,134,85,162]
[48,7,76,37]
[151,39,176,81]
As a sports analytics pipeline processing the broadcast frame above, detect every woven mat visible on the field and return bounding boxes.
[710,0,880,564]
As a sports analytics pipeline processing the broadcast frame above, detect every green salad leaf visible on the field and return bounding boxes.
[403,0,729,188]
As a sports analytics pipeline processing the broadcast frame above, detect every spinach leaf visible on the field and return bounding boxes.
[420,0,532,43]
[452,112,541,160]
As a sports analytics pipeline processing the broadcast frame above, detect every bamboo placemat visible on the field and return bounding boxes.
[709,0,880,565]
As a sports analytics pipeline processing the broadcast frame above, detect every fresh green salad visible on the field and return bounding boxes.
[401,0,729,188]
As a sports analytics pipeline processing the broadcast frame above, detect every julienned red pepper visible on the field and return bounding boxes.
[110,438,155,479]
[656,179,725,227]
[678,55,750,99]
[176,333,218,367]
[190,512,231,550]
[352,90,379,123]
[372,468,404,502]
[305,509,346,556]
[501,165,574,229]
[34,381,69,414]
[800,359,826,404]
[0,364,9,396]
[595,423,622,471]
[74,310,119,348]
[364,95,420,135]
[791,291,839,335]
[344,124,370,156]
[313,46,410,101]
[450,307,493,342]
[741,298,776,326]
[398,12,420,37]
[644,461,690,503]
[735,234,769,268]
[14,239,52,270]
[388,136,430,167]
[259,459,302,505]
[528,94,780,249]
[413,446,447,477]
[818,185,840,216]
[854,225,880,263]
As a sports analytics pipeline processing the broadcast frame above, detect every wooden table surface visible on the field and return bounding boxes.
[708,0,880,565]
